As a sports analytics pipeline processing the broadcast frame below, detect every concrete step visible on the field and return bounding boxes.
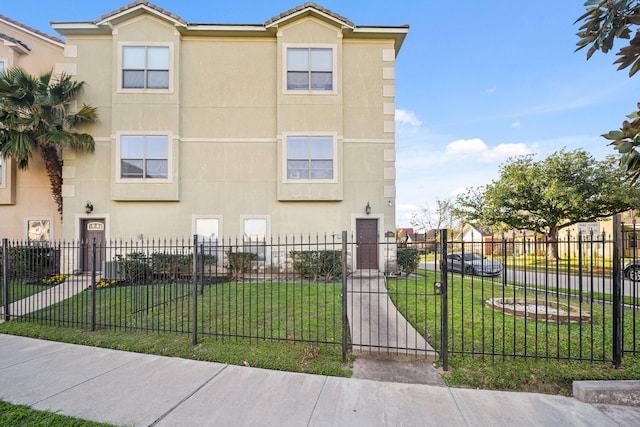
[573,380,640,407]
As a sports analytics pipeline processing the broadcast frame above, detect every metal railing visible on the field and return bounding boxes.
[1,229,638,367]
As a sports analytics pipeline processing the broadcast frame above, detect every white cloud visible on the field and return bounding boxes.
[486,86,496,94]
[512,121,521,128]
[446,138,488,155]
[445,138,534,162]
[395,109,423,127]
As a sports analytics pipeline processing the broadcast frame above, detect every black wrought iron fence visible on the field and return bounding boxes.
[0,235,350,356]
[389,229,639,366]
[1,229,638,367]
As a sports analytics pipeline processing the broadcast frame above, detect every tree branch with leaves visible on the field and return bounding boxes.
[576,0,640,181]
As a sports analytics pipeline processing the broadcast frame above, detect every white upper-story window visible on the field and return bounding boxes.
[0,61,5,74]
[120,135,168,179]
[287,136,333,180]
[122,46,169,89]
[287,47,333,91]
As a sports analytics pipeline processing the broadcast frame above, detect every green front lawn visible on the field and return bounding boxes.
[0,400,115,427]
[387,270,639,360]
[1,279,350,377]
[387,269,640,394]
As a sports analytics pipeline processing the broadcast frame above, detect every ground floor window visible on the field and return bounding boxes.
[27,219,51,242]
[194,216,221,257]
[242,217,268,261]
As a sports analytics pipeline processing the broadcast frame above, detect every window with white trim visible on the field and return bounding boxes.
[27,219,51,242]
[120,135,168,179]
[287,136,333,179]
[242,217,268,261]
[194,216,221,258]
[122,46,169,89]
[0,61,4,74]
[287,47,333,91]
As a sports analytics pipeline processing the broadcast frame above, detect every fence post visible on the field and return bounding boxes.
[3,238,9,321]
[578,232,583,304]
[440,229,449,371]
[91,238,96,331]
[612,214,622,368]
[341,230,348,363]
[192,235,199,346]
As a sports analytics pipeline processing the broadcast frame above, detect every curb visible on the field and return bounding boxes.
[573,380,640,407]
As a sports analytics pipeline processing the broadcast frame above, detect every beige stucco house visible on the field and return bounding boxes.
[562,211,640,259]
[51,1,407,271]
[0,14,66,241]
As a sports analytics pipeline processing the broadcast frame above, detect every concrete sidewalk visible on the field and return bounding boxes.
[1,334,639,426]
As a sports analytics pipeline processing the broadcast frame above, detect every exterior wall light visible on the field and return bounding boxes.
[85,201,94,214]
[365,201,371,215]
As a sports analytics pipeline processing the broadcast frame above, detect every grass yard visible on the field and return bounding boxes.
[24,280,343,344]
[2,280,51,302]
[0,279,350,377]
[0,400,115,427]
[387,269,640,394]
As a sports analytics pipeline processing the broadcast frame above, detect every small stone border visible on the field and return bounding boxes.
[485,297,592,324]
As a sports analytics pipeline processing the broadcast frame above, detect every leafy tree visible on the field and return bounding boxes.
[0,67,97,216]
[575,0,640,182]
[454,149,639,258]
[410,198,458,232]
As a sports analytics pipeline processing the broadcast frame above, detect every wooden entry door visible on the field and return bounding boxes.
[356,219,378,269]
[81,219,106,271]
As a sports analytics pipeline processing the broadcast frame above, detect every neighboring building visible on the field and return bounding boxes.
[0,14,65,240]
[398,228,435,254]
[51,1,408,271]
[562,211,640,259]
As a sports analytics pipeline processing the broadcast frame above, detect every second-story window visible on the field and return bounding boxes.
[120,135,168,179]
[287,48,333,91]
[122,46,169,89]
[287,136,333,179]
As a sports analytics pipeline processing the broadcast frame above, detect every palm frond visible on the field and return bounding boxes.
[0,66,98,215]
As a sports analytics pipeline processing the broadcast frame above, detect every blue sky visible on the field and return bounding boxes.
[4,1,639,227]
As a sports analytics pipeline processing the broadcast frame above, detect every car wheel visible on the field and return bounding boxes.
[464,266,475,275]
[627,266,640,282]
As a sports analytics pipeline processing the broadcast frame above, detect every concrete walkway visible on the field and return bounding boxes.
[0,274,94,322]
[0,334,639,426]
[347,270,436,358]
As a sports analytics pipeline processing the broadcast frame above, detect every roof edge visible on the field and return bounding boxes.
[0,13,64,46]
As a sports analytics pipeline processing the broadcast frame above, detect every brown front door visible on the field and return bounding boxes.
[356,219,378,269]
[81,219,106,271]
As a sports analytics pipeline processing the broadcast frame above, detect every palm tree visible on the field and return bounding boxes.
[0,67,97,217]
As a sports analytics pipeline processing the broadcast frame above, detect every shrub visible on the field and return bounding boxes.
[290,250,342,281]
[151,253,193,280]
[7,246,60,279]
[115,252,151,285]
[227,252,257,279]
[397,248,420,276]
